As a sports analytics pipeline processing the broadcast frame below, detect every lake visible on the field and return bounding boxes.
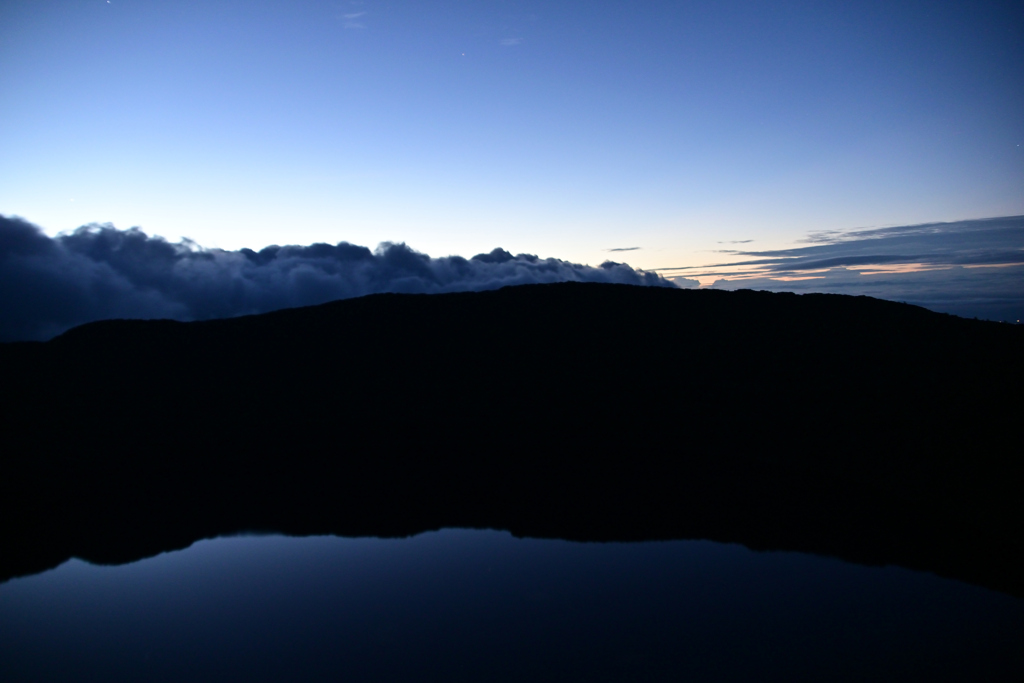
[1,529,1021,681]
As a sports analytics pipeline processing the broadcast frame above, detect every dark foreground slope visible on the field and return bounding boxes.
[2,283,1022,595]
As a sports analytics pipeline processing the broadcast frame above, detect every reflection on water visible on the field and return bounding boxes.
[1,530,1021,682]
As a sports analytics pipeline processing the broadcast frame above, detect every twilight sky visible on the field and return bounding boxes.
[1,0,1022,327]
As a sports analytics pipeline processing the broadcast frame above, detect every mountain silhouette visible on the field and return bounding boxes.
[2,282,1021,596]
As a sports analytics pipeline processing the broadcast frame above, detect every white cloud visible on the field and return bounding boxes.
[0,217,676,341]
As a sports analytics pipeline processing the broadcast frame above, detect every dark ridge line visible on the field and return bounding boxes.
[2,282,1021,597]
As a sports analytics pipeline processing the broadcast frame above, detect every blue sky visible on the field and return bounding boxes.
[1,0,1022,278]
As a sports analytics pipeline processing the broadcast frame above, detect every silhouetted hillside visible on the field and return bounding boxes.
[2,283,1021,596]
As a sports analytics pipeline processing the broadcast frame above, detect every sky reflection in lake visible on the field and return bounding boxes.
[1,529,1021,681]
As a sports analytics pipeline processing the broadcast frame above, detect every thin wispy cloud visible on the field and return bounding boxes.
[500,38,522,46]
[339,10,366,28]
[605,247,640,252]
[716,216,1024,269]
[653,216,1024,322]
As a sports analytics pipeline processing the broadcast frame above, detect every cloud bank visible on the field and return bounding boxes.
[0,216,673,342]
[658,216,1024,322]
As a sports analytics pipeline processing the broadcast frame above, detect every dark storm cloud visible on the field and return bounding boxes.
[0,216,674,341]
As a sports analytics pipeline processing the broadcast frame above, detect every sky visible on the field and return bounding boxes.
[1,0,1022,334]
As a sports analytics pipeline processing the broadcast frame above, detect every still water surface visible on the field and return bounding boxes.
[1,529,1021,681]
